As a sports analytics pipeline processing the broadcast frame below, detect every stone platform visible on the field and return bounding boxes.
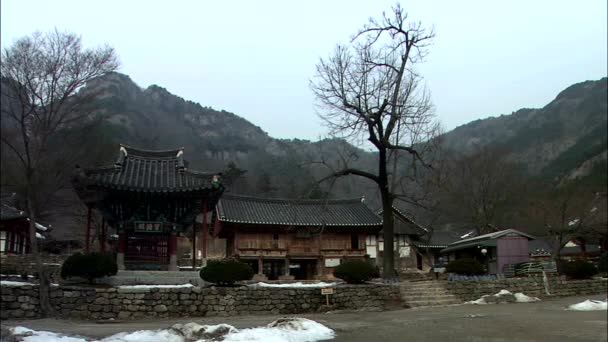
[98,271,204,286]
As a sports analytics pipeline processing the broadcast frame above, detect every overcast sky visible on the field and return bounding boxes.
[2,0,607,141]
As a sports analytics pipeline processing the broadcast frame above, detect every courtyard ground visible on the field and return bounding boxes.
[2,294,606,342]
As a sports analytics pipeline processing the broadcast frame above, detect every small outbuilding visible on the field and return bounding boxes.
[441,229,535,275]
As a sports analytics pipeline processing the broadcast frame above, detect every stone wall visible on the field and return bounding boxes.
[0,254,65,280]
[447,277,607,302]
[1,284,400,320]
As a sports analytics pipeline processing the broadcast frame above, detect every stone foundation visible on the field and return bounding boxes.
[446,277,607,302]
[0,254,64,282]
[0,283,400,320]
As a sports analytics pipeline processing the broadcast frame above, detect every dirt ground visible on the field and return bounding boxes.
[2,294,606,341]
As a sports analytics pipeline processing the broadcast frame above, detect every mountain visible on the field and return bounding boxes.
[441,78,607,185]
[2,73,606,240]
[78,72,380,200]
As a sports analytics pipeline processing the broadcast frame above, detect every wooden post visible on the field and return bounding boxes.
[117,231,126,270]
[25,227,30,254]
[85,207,92,252]
[257,256,263,275]
[192,220,197,270]
[100,218,106,252]
[284,258,290,277]
[201,199,208,261]
[169,232,178,271]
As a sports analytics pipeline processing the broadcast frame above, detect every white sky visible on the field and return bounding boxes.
[1,0,607,141]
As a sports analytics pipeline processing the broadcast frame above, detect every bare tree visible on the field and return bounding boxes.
[1,29,119,316]
[443,146,527,235]
[527,185,605,261]
[311,4,439,278]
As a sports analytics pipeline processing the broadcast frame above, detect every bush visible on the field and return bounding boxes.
[333,260,376,284]
[200,259,254,286]
[561,260,598,279]
[445,258,485,275]
[61,252,117,283]
[598,254,608,273]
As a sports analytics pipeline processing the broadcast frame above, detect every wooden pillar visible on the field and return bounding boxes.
[85,207,92,252]
[169,232,178,271]
[201,199,208,262]
[284,258,290,276]
[257,256,263,275]
[100,218,106,253]
[192,220,197,270]
[19,234,24,254]
[116,231,126,270]
[25,226,30,254]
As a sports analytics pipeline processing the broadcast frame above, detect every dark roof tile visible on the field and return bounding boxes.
[217,194,382,227]
[78,145,219,192]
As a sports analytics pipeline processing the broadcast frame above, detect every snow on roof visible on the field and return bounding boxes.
[442,229,535,253]
[568,218,580,227]
[1,281,35,286]
[35,222,48,231]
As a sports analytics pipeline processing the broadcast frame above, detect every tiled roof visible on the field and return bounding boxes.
[0,203,26,221]
[413,231,461,249]
[79,145,220,192]
[378,207,428,235]
[442,229,536,253]
[217,194,383,227]
[0,193,26,221]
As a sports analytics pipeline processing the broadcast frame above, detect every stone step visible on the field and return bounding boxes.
[403,299,462,307]
[400,283,449,289]
[400,289,451,294]
[401,295,459,301]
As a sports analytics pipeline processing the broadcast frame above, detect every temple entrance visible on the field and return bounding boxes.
[289,259,317,280]
[262,259,285,280]
[125,234,169,270]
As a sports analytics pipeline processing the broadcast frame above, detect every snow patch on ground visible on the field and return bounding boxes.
[11,326,88,342]
[514,292,541,303]
[567,299,608,311]
[116,284,194,289]
[9,317,335,342]
[465,289,540,304]
[251,282,336,288]
[101,329,183,342]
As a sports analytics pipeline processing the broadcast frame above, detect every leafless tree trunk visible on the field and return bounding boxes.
[1,29,119,316]
[311,4,439,279]
[526,184,604,262]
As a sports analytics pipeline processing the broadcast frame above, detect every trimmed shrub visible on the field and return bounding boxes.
[200,259,254,286]
[561,260,598,279]
[445,258,485,275]
[61,252,117,283]
[333,260,376,284]
[598,253,608,274]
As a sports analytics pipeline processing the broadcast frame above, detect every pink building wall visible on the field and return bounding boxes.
[497,236,530,273]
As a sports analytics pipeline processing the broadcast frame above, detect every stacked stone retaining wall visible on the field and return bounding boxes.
[447,277,607,302]
[0,254,65,279]
[1,284,400,320]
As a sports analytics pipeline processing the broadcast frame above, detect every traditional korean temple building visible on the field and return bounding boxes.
[215,194,382,280]
[0,192,50,255]
[72,145,224,271]
[368,207,429,271]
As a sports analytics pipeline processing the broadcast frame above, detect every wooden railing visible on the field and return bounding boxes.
[288,246,320,255]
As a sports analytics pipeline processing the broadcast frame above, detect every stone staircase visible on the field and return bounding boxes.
[399,280,462,308]
[97,271,203,286]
